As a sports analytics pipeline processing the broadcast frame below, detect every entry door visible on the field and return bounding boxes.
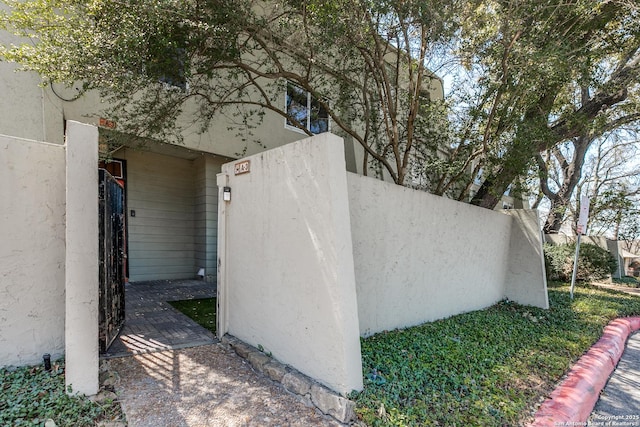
[98,169,126,353]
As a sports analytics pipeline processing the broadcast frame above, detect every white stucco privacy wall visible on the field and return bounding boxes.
[0,122,99,396]
[348,173,548,336]
[503,209,549,308]
[217,133,363,395]
[349,174,510,336]
[64,121,99,396]
[0,134,66,367]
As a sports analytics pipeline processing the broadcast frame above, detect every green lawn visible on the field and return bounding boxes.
[353,283,640,426]
[168,297,217,334]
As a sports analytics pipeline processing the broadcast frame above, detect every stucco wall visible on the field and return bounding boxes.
[348,173,511,336]
[544,234,610,249]
[217,134,547,392]
[348,173,548,337]
[64,121,99,395]
[0,134,66,367]
[217,133,363,395]
[0,21,66,144]
[503,210,549,308]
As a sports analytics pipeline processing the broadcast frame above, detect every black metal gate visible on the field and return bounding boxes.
[99,169,126,353]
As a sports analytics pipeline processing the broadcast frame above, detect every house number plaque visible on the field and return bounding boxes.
[234,160,250,175]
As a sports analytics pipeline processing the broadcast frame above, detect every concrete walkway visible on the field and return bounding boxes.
[106,343,343,427]
[590,331,640,424]
[100,279,350,426]
[101,280,217,358]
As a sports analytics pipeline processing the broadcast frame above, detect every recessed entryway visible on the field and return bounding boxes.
[101,279,217,358]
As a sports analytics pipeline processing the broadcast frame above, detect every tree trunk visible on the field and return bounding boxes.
[542,135,590,233]
[470,179,502,209]
[543,199,568,234]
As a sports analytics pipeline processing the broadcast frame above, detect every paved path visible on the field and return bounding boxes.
[102,280,217,358]
[107,344,343,427]
[593,282,640,297]
[590,331,640,425]
[101,279,346,426]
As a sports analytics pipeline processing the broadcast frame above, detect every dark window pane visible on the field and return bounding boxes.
[286,83,308,128]
[309,99,329,134]
[158,47,187,91]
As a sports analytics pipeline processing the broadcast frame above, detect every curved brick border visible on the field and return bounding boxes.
[529,316,640,426]
[221,335,355,424]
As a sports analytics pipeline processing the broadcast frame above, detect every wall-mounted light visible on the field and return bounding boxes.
[223,186,231,201]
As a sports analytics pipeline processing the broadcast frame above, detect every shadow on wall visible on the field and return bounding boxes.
[1,121,100,397]
[0,134,66,368]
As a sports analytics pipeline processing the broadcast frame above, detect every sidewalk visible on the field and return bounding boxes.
[589,331,640,425]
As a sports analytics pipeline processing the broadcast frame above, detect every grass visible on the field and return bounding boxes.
[168,297,217,334]
[353,282,640,426]
[0,359,125,427]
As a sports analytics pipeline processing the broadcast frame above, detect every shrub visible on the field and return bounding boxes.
[544,243,617,282]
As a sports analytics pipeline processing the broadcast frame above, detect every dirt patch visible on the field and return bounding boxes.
[105,343,345,426]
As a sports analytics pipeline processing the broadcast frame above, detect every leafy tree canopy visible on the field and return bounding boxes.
[1,0,639,210]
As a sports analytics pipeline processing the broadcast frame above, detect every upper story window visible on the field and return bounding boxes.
[285,82,329,134]
[157,47,187,91]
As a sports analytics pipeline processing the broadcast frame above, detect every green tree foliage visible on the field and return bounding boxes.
[0,0,242,141]
[590,185,640,240]
[1,0,638,207]
[454,0,640,208]
[0,0,455,186]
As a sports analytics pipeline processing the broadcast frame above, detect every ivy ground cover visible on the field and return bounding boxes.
[354,283,640,426]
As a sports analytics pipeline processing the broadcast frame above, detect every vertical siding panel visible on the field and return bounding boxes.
[122,149,196,282]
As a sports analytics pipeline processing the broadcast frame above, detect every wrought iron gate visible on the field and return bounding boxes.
[99,169,126,353]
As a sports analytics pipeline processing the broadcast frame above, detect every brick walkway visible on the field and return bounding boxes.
[101,280,217,358]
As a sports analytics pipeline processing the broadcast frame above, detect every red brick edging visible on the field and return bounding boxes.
[529,316,640,426]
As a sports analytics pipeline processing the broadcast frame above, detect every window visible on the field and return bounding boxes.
[146,26,189,92]
[158,47,187,91]
[285,82,329,134]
